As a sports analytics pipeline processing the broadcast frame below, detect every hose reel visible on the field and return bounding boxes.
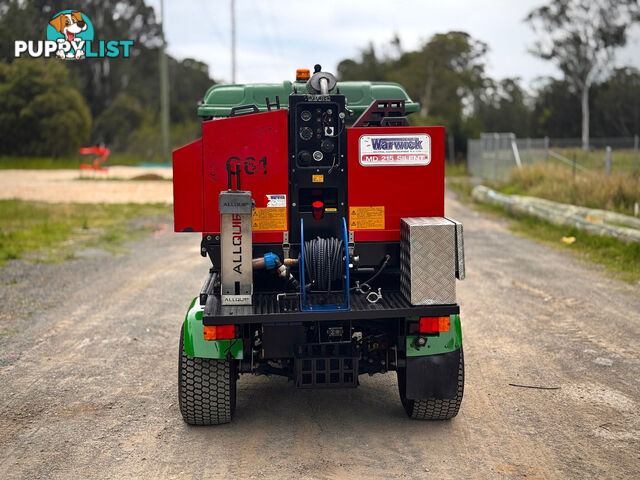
[299,218,350,311]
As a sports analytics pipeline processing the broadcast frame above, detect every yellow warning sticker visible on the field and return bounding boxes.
[312,174,324,183]
[252,207,287,231]
[349,206,385,230]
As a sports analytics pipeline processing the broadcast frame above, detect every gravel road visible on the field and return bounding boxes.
[1,192,638,479]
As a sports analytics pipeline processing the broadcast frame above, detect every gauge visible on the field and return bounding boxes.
[300,110,312,122]
[299,126,313,141]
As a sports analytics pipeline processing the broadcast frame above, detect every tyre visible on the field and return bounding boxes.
[178,326,237,425]
[397,347,464,420]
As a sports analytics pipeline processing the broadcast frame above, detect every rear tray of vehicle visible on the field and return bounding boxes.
[202,291,459,325]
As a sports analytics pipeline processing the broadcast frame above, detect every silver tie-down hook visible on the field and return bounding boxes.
[354,281,383,304]
[366,288,382,304]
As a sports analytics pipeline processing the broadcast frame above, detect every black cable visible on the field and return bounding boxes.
[350,254,391,291]
[304,237,344,291]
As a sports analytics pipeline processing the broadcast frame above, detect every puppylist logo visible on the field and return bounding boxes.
[14,10,133,60]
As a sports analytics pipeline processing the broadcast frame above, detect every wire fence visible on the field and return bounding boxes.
[467,133,640,180]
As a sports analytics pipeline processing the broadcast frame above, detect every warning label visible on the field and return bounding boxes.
[252,207,287,231]
[349,206,385,230]
[312,174,324,183]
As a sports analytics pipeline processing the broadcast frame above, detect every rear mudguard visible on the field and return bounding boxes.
[403,314,463,399]
[182,297,244,359]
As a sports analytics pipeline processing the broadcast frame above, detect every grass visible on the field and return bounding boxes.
[0,153,164,170]
[491,164,640,216]
[445,162,469,177]
[447,176,640,284]
[551,147,639,174]
[0,200,171,265]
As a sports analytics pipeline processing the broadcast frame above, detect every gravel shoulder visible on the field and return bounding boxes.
[0,191,638,479]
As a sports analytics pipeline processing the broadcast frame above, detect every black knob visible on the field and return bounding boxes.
[314,64,322,73]
[299,127,313,141]
[321,139,335,153]
[298,150,312,166]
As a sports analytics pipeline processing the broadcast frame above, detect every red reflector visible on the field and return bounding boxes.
[419,316,450,333]
[203,324,235,340]
[216,325,235,339]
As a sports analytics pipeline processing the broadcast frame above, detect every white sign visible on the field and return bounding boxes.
[359,133,431,166]
[266,194,286,207]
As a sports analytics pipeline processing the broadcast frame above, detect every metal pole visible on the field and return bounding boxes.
[605,146,612,176]
[231,0,236,83]
[634,134,638,176]
[544,136,549,164]
[159,0,170,164]
[448,133,455,165]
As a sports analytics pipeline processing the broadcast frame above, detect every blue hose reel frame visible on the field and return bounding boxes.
[299,217,350,312]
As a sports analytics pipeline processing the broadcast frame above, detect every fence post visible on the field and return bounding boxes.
[634,134,638,176]
[544,136,549,163]
[448,133,455,165]
[605,146,612,176]
[494,133,500,180]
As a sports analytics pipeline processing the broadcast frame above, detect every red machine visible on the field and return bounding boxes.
[174,117,445,243]
[173,65,465,426]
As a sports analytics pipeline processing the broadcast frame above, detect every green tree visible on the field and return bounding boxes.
[0,0,215,154]
[0,59,91,156]
[531,78,582,138]
[336,32,489,156]
[92,92,145,150]
[526,0,640,149]
[592,67,640,137]
[476,78,532,137]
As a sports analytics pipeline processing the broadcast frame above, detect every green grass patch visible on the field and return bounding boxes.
[508,213,640,283]
[491,164,640,216]
[552,147,639,174]
[0,200,171,265]
[445,162,469,177]
[0,153,161,170]
[447,177,640,283]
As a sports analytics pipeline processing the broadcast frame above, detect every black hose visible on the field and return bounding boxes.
[350,254,391,291]
[304,237,344,291]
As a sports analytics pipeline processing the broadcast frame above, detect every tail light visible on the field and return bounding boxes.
[419,316,450,334]
[203,324,236,340]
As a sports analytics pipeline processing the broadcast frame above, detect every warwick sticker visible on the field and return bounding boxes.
[359,133,431,166]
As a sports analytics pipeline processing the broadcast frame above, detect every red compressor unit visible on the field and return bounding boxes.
[173,65,465,425]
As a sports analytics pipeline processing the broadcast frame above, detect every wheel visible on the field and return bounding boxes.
[397,348,464,420]
[178,326,237,425]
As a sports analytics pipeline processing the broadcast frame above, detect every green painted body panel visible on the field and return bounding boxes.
[406,314,462,356]
[197,80,420,118]
[182,297,244,359]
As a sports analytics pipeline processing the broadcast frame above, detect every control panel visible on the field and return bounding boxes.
[289,94,346,170]
[288,93,348,242]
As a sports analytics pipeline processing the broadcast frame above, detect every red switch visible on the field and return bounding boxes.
[312,201,324,220]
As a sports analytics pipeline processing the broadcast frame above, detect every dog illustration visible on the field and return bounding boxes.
[49,11,87,59]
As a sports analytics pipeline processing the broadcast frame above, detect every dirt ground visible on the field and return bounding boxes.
[0,167,173,203]
[0,191,638,479]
